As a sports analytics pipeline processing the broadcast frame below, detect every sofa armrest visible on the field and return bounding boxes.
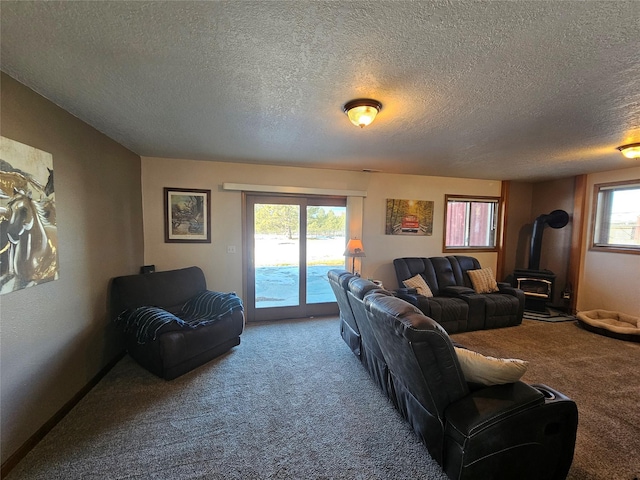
[444,382,578,480]
[444,381,544,441]
[395,287,418,295]
[441,285,476,296]
[497,285,526,321]
[394,290,424,303]
[393,291,433,315]
[497,283,523,298]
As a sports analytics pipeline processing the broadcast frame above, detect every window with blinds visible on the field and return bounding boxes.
[444,195,500,251]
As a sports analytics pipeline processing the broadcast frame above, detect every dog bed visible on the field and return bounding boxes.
[577,309,640,342]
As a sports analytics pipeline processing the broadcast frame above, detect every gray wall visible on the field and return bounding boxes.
[0,73,144,464]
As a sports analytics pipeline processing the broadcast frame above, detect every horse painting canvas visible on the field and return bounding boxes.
[0,137,58,294]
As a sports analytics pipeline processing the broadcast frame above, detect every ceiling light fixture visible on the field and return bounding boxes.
[617,143,640,159]
[343,99,382,128]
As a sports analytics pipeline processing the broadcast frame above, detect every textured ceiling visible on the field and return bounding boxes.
[1,1,639,181]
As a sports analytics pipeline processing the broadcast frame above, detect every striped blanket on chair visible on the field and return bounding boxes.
[115,291,243,344]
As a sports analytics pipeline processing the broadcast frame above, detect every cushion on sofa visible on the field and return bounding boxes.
[467,268,499,294]
[403,274,433,297]
[454,347,528,386]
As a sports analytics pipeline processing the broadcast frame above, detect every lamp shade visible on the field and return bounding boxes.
[343,99,382,128]
[344,238,366,257]
[617,143,640,159]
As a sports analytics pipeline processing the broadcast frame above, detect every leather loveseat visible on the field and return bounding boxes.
[394,256,525,333]
[364,290,578,480]
[110,266,244,380]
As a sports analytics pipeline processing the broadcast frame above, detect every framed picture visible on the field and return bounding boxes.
[164,188,211,243]
[385,198,434,236]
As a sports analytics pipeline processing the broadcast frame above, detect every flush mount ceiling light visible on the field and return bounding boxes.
[343,99,382,128]
[617,143,640,159]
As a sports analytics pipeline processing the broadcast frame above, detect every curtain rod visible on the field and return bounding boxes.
[222,183,367,197]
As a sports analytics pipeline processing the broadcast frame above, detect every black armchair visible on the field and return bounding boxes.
[110,266,244,380]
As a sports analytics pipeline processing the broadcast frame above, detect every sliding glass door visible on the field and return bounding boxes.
[245,194,346,321]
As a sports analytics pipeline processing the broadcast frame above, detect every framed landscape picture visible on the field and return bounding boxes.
[385,198,434,236]
[164,187,211,243]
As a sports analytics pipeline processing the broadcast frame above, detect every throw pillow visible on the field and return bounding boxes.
[454,346,528,386]
[402,274,433,297]
[467,267,499,293]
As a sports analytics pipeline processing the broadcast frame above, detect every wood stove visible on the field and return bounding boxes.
[514,269,556,312]
[513,209,569,313]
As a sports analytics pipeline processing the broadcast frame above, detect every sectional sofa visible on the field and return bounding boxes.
[328,271,578,480]
[328,269,396,398]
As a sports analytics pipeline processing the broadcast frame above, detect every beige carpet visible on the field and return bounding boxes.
[452,319,640,480]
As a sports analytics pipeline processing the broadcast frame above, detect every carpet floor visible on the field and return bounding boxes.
[8,317,639,480]
[452,319,640,480]
[7,317,448,480]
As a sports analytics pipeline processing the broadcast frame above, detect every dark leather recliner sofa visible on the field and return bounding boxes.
[346,276,396,402]
[394,255,525,333]
[328,269,396,401]
[328,269,360,356]
[110,266,244,380]
[364,290,578,480]
[329,272,578,479]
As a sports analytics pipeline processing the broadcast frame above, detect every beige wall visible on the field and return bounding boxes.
[358,173,501,287]
[141,156,501,297]
[0,73,144,464]
[578,165,640,315]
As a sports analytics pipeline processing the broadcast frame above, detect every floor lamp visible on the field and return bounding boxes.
[344,238,366,274]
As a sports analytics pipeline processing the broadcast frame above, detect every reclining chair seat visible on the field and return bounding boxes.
[422,296,470,333]
[346,277,396,404]
[452,255,525,329]
[327,269,360,356]
[482,293,521,329]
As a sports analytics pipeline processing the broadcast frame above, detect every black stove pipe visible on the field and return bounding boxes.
[528,209,569,271]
